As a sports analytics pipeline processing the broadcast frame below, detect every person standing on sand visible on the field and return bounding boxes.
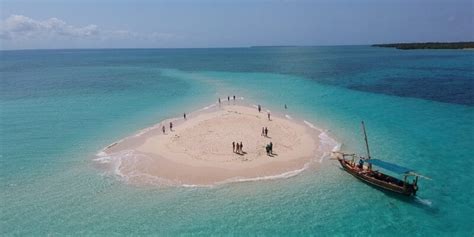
[170,122,173,131]
[162,126,165,134]
[227,96,230,101]
[269,142,273,154]
[184,113,187,120]
[232,141,235,153]
[218,98,221,104]
[267,112,271,121]
[265,127,268,137]
[233,95,235,100]
[258,105,261,113]
[236,143,240,154]
[240,142,243,153]
[261,127,265,136]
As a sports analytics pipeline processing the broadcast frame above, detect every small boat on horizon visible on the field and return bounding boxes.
[333,121,429,196]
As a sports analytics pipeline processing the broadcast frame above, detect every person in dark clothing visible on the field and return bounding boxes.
[232,142,235,153]
[358,159,364,169]
[240,142,243,153]
[170,122,173,131]
[218,98,221,104]
[227,96,230,101]
[269,142,273,154]
[264,127,268,137]
[233,95,236,100]
[184,113,187,120]
[261,127,265,136]
[162,126,165,134]
[258,105,261,113]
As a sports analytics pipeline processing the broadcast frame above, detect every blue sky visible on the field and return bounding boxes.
[0,0,472,49]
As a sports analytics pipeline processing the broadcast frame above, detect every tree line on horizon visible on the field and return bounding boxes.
[372,42,474,50]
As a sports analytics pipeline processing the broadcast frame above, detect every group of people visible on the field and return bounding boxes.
[160,100,288,158]
[162,122,174,134]
[257,105,271,120]
[218,95,237,104]
[232,141,244,154]
[229,103,288,157]
[161,112,189,134]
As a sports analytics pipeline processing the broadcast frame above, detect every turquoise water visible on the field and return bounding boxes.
[1,47,473,236]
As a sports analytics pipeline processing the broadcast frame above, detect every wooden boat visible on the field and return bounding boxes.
[334,122,427,196]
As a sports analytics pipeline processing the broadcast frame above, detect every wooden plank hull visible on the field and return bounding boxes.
[338,159,416,196]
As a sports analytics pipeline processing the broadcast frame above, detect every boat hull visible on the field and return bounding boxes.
[338,159,416,196]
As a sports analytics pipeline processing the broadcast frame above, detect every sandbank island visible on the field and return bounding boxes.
[97,102,334,186]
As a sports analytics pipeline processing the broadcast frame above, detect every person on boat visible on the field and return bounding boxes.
[357,159,364,169]
[232,141,235,153]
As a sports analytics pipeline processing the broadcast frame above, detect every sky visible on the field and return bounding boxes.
[0,0,472,50]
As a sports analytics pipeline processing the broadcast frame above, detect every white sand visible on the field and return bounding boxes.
[102,105,322,186]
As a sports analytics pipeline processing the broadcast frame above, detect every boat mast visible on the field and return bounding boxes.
[361,121,371,159]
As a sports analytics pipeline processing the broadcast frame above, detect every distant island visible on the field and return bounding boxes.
[372,42,474,50]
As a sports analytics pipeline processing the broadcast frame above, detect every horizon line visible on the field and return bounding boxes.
[1,41,473,52]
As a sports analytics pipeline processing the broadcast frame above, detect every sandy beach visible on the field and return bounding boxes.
[101,104,324,186]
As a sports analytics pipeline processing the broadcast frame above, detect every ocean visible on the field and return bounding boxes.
[1,46,473,236]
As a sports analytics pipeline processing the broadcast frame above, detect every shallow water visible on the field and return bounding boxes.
[1,47,473,235]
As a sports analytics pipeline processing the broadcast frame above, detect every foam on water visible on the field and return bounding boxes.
[198,102,218,111]
[300,120,341,163]
[303,120,317,130]
[95,151,108,157]
[415,196,433,208]
[133,123,162,137]
[216,162,312,184]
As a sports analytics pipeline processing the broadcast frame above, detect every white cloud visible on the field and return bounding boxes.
[0,15,99,40]
[0,15,183,49]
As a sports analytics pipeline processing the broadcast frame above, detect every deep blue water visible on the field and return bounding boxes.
[3,47,471,105]
[0,46,473,236]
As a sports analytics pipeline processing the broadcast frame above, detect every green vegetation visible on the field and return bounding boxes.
[372,42,474,50]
